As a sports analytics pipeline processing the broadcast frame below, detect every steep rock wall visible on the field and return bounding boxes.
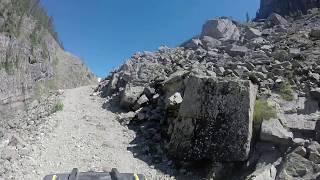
[0,0,96,127]
[257,0,320,19]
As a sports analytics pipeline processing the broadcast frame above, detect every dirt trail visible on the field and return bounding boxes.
[18,86,170,180]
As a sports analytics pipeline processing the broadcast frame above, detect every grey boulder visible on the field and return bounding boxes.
[120,85,145,109]
[225,44,249,57]
[245,27,262,40]
[310,28,320,40]
[307,141,320,164]
[201,17,240,41]
[169,74,257,161]
[201,36,222,49]
[277,152,320,180]
[260,118,293,145]
[264,13,288,28]
[133,94,149,110]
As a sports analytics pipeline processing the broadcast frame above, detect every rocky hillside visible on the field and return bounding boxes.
[0,0,96,132]
[96,1,320,180]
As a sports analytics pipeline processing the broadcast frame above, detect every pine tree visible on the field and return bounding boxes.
[246,12,251,22]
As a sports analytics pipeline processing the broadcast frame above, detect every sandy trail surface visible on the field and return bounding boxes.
[11,86,171,180]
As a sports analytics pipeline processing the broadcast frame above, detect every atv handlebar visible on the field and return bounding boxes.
[43,168,146,180]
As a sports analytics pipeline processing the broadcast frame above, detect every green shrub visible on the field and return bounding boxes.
[0,61,16,74]
[3,0,63,48]
[279,83,294,101]
[253,99,277,131]
[148,143,158,155]
[30,31,40,46]
[52,101,64,113]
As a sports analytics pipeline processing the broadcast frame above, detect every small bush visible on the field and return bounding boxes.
[148,143,158,155]
[30,31,40,47]
[279,83,294,101]
[0,61,16,74]
[253,99,277,130]
[52,101,64,113]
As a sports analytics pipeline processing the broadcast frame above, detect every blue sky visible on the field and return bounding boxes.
[42,0,260,77]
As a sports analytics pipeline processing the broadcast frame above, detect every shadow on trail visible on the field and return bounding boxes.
[126,121,211,180]
[102,100,210,180]
[102,97,125,114]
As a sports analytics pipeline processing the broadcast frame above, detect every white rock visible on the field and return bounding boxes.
[168,92,183,106]
[260,118,293,145]
[246,164,277,180]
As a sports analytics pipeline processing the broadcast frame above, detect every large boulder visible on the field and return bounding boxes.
[310,28,320,40]
[119,84,144,109]
[201,17,240,41]
[169,74,257,161]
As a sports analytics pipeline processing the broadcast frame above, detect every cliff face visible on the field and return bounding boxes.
[257,0,320,19]
[0,0,96,125]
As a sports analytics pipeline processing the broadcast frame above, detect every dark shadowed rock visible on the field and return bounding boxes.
[169,74,257,161]
[264,13,288,28]
[310,88,320,101]
[311,28,320,40]
[257,0,320,19]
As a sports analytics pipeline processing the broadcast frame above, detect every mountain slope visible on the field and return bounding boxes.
[0,0,96,131]
[96,2,320,179]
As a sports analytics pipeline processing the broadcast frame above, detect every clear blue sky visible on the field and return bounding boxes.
[42,0,260,77]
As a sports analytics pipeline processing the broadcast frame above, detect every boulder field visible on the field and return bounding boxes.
[96,6,320,180]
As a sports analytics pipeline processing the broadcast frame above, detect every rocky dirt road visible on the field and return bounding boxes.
[10,86,172,180]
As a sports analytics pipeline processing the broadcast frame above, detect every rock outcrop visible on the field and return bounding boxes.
[168,75,257,161]
[257,0,320,19]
